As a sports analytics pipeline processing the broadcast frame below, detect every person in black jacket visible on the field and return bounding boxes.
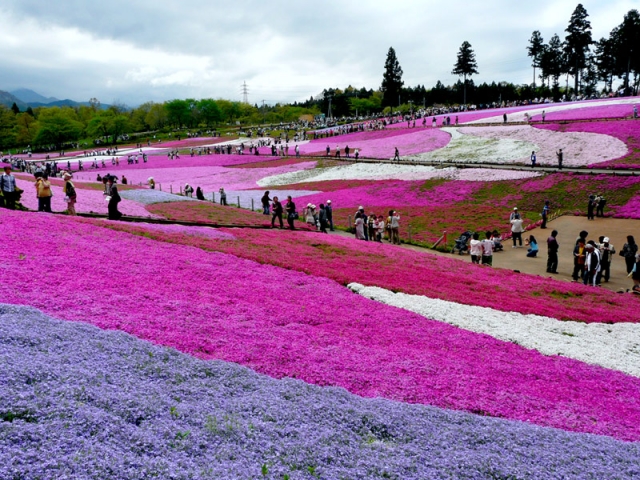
[271,196,283,228]
[285,196,296,230]
[318,204,328,233]
[546,230,559,274]
[108,184,122,220]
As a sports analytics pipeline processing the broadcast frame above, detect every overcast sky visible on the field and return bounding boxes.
[0,0,636,107]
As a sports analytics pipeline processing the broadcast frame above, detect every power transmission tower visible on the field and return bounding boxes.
[326,94,333,120]
[241,81,249,104]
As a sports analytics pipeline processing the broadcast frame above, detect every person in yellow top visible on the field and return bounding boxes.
[35,174,53,212]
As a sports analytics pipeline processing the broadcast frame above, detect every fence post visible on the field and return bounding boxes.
[159,183,162,191]
[170,184,172,193]
[237,196,240,208]
[212,192,216,203]
[180,186,183,195]
[348,214,352,229]
[251,198,254,211]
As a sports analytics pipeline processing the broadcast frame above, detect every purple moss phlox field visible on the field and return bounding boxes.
[3,210,640,441]
[3,305,640,479]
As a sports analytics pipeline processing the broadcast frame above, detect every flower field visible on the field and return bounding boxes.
[3,98,640,477]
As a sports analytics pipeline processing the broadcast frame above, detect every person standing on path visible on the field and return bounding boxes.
[470,232,482,264]
[503,113,507,124]
[390,211,401,244]
[530,151,536,168]
[546,230,559,273]
[326,145,330,157]
[583,241,601,287]
[35,174,52,212]
[393,147,400,162]
[598,236,615,283]
[481,231,494,266]
[219,188,227,206]
[285,196,297,230]
[318,204,328,233]
[541,201,550,229]
[587,194,596,220]
[1,165,17,209]
[325,200,334,231]
[620,235,638,274]
[108,184,122,221]
[261,191,271,215]
[572,237,587,282]
[556,149,563,169]
[542,110,546,122]
[354,212,365,240]
[271,196,283,229]
[510,214,524,248]
[596,193,606,217]
[63,172,77,216]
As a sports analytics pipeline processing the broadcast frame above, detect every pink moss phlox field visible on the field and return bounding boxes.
[535,120,640,167]
[3,210,640,441]
[529,104,634,121]
[298,129,451,158]
[16,182,154,217]
[614,194,640,219]
[297,180,480,208]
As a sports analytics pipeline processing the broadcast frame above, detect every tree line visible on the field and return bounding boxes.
[0,99,320,151]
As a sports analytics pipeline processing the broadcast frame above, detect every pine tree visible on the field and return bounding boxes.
[527,31,545,88]
[381,47,404,109]
[564,3,593,94]
[10,103,20,115]
[613,10,640,93]
[452,41,479,105]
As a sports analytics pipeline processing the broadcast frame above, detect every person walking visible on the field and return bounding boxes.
[1,165,17,209]
[530,151,536,168]
[510,214,524,248]
[35,173,53,212]
[261,191,271,215]
[63,172,77,216]
[196,187,205,200]
[325,200,334,231]
[587,194,596,220]
[219,188,227,206]
[556,148,563,169]
[393,147,400,161]
[271,196,283,228]
[541,200,550,229]
[546,230,559,273]
[620,235,638,274]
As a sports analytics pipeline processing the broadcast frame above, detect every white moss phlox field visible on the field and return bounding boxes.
[348,283,640,378]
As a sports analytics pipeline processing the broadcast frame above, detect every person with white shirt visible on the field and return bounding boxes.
[470,232,483,264]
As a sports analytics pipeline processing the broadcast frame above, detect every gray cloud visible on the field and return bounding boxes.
[0,0,634,106]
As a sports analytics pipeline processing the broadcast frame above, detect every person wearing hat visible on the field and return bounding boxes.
[509,207,519,222]
[1,165,17,209]
[598,236,615,283]
[325,200,333,231]
[510,212,524,248]
[63,172,77,216]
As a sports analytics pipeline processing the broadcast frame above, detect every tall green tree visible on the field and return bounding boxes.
[452,41,479,105]
[165,99,190,128]
[564,3,593,93]
[527,31,545,87]
[594,35,616,92]
[613,9,640,93]
[32,107,83,149]
[381,47,404,108]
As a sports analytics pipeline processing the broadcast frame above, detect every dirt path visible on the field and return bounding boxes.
[332,215,640,293]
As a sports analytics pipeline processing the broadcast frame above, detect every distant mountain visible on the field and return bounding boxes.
[0,90,29,110]
[10,88,58,104]
[27,99,113,110]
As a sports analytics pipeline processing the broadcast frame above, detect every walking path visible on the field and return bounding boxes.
[331,216,640,294]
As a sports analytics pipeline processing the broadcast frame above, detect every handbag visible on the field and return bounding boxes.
[105,196,112,202]
[64,196,70,203]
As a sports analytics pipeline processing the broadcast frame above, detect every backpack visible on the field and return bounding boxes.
[66,183,76,198]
